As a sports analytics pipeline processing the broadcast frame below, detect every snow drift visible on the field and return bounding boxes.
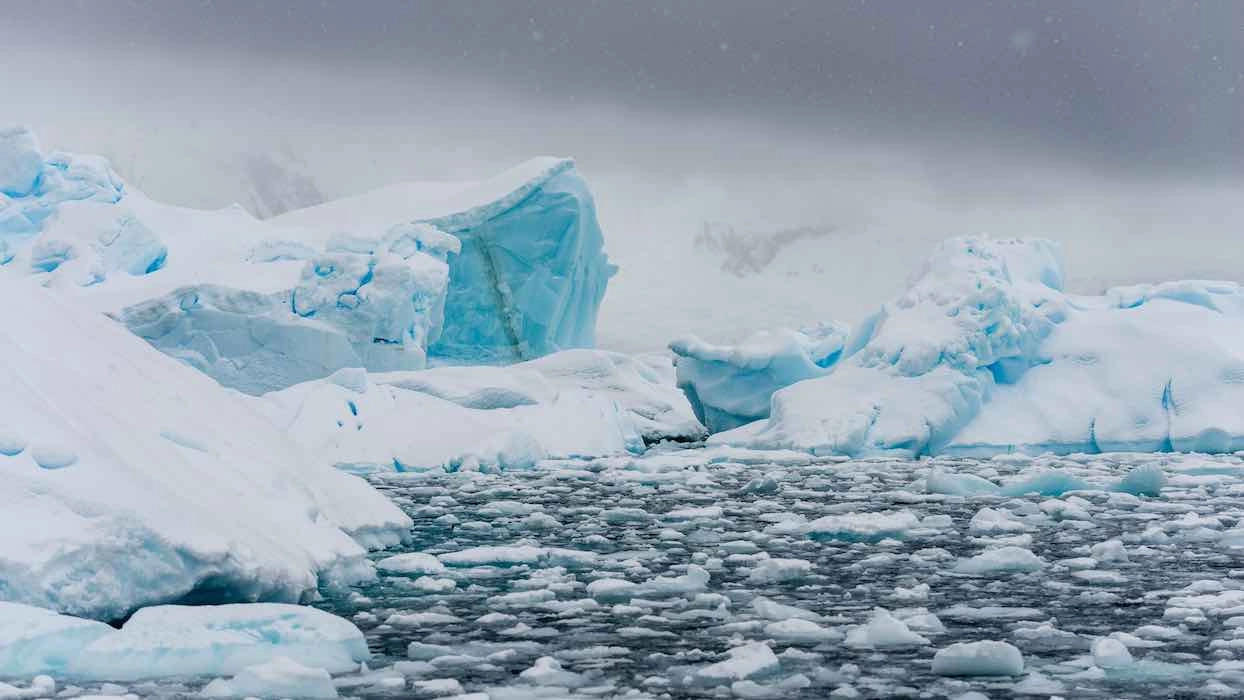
[0,275,410,621]
[714,237,1244,458]
[0,127,613,394]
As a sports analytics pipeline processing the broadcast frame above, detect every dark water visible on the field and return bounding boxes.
[309,449,1244,699]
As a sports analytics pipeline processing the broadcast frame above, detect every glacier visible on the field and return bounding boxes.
[713,237,1244,458]
[0,274,410,621]
[0,128,613,394]
[670,322,849,433]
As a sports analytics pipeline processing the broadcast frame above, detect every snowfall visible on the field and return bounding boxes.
[3,125,1244,698]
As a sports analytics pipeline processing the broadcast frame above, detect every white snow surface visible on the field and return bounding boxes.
[0,276,410,621]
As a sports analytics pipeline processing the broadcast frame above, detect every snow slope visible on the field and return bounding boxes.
[260,350,705,473]
[715,237,1244,458]
[0,275,410,621]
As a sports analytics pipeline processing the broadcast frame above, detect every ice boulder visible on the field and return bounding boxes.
[0,276,410,621]
[670,322,848,433]
[274,157,615,364]
[714,236,1244,458]
[260,349,705,473]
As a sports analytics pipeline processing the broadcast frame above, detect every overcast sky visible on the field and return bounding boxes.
[4,1,1243,348]
[9,0,1242,175]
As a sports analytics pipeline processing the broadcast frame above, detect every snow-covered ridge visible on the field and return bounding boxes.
[710,237,1244,458]
[0,275,410,621]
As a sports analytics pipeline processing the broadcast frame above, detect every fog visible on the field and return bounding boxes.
[5,1,1241,351]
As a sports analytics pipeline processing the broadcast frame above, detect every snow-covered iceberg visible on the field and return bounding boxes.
[1,127,613,394]
[714,237,1244,458]
[670,322,848,433]
[272,157,615,364]
[260,349,706,473]
[0,275,410,621]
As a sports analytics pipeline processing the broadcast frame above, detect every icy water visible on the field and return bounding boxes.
[308,448,1244,699]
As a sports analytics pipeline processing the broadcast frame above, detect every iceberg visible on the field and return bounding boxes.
[713,236,1244,458]
[1,128,613,394]
[669,322,848,433]
[0,275,409,621]
[260,349,706,473]
[272,156,615,364]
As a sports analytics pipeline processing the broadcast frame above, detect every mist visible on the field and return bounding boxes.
[5,0,1241,351]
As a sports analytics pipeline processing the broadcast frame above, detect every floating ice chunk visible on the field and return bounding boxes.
[70,604,370,681]
[670,323,849,433]
[202,656,338,699]
[1090,539,1129,563]
[844,608,930,648]
[437,545,596,569]
[763,618,842,644]
[1091,637,1135,669]
[375,557,450,576]
[695,641,780,683]
[968,507,1028,533]
[518,656,587,687]
[998,469,1089,497]
[0,603,113,677]
[409,678,465,696]
[795,510,921,542]
[955,546,1045,576]
[925,468,1000,496]
[747,558,813,584]
[751,597,824,623]
[1113,464,1165,497]
[932,640,1024,676]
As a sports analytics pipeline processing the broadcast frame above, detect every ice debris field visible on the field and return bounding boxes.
[4,125,1244,698]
